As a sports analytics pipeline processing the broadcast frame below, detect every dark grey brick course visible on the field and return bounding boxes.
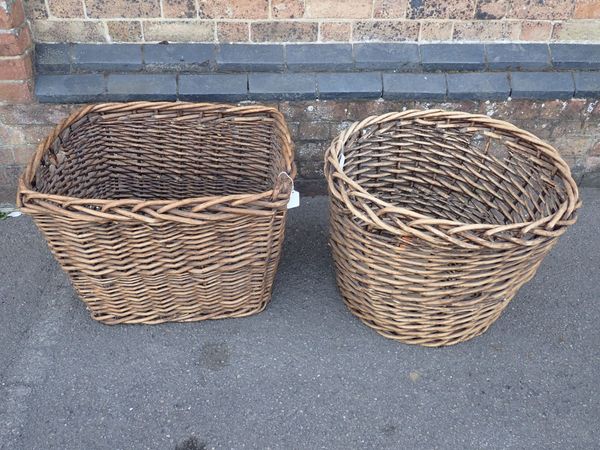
[574,72,600,98]
[447,73,510,100]
[178,74,248,102]
[383,73,446,100]
[286,44,353,71]
[354,43,419,71]
[216,44,284,72]
[106,74,176,101]
[249,73,316,100]
[551,44,600,70]
[421,44,485,71]
[510,72,574,99]
[35,74,105,103]
[317,72,382,99]
[143,43,214,71]
[72,44,142,72]
[34,43,600,102]
[35,44,71,74]
[486,44,550,71]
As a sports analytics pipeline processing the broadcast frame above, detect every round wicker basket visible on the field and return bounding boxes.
[324,109,580,347]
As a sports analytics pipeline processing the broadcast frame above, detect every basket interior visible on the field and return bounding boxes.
[32,108,289,200]
[341,118,568,226]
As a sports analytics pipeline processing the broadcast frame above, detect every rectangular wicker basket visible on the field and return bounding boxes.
[17,102,295,324]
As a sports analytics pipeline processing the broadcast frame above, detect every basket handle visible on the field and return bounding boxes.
[274,170,295,198]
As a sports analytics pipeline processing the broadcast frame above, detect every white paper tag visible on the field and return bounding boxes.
[339,152,345,169]
[287,189,300,209]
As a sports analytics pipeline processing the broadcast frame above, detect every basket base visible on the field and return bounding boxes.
[342,296,511,347]
[87,298,272,325]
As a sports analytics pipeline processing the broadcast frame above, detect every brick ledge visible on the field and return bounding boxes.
[35,71,600,103]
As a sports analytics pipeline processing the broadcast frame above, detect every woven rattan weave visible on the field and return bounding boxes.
[17,102,295,324]
[325,109,580,347]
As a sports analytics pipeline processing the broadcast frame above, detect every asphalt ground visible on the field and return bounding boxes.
[0,189,598,449]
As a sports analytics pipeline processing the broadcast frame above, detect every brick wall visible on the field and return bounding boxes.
[1,98,599,202]
[23,0,600,44]
[1,0,34,102]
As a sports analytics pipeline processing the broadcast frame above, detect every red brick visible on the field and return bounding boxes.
[346,101,389,120]
[86,0,161,18]
[0,124,24,144]
[553,135,593,157]
[217,22,249,42]
[0,53,32,80]
[0,165,22,190]
[33,20,106,42]
[585,155,600,170]
[419,21,453,40]
[475,0,507,19]
[0,80,33,102]
[416,100,484,113]
[0,103,75,125]
[507,0,574,20]
[534,100,586,120]
[550,121,585,140]
[279,100,350,122]
[0,124,55,145]
[143,20,214,41]
[520,21,553,41]
[0,0,25,28]
[251,22,318,42]
[272,0,305,19]
[287,121,300,139]
[298,159,324,178]
[453,20,520,41]
[199,0,268,19]
[298,122,331,140]
[552,20,600,40]
[296,141,327,161]
[353,20,420,41]
[0,25,32,56]
[11,144,37,164]
[574,0,600,18]
[23,0,48,20]
[374,0,409,18]
[564,99,588,117]
[305,0,372,18]
[319,22,351,41]
[107,21,143,42]
[511,120,553,139]
[408,0,475,19]
[0,146,14,164]
[47,0,85,18]
[163,0,197,18]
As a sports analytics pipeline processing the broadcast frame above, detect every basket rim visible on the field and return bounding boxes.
[17,101,296,223]
[325,108,581,237]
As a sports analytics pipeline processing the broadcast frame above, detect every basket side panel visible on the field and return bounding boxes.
[328,196,557,347]
[31,210,288,324]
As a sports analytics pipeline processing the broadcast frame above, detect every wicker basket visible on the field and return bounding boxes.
[325,109,580,347]
[17,102,295,324]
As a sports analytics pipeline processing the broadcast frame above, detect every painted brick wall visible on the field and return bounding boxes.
[1,98,599,202]
[23,0,600,44]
